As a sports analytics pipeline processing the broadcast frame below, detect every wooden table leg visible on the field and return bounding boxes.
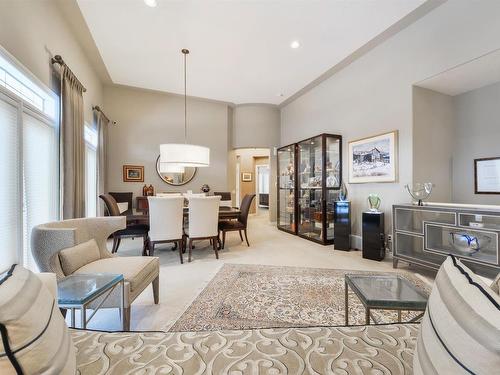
[398,310,402,323]
[365,308,370,325]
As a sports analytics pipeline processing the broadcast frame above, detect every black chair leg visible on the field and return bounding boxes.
[212,236,219,259]
[149,242,155,257]
[178,240,184,264]
[222,231,226,249]
[142,236,148,256]
[172,242,178,251]
[188,239,193,262]
[239,230,243,242]
[244,229,250,247]
[112,236,119,253]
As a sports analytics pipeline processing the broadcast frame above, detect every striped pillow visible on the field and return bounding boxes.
[414,256,500,374]
[0,265,76,375]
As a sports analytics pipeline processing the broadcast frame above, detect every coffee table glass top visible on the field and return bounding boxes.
[345,274,428,309]
[57,273,123,305]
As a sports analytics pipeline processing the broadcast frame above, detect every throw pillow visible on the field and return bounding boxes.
[413,255,500,374]
[59,239,101,275]
[0,264,76,374]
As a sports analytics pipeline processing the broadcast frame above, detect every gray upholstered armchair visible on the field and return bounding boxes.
[31,217,159,330]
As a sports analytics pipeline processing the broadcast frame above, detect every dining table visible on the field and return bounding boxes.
[125,206,241,251]
[125,206,241,226]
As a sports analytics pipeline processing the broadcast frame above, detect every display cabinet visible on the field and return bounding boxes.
[277,143,297,234]
[393,204,500,277]
[278,134,342,245]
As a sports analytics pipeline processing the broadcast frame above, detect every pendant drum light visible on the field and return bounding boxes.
[160,49,210,168]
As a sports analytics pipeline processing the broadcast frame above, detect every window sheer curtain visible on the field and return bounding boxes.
[96,110,109,216]
[60,66,85,219]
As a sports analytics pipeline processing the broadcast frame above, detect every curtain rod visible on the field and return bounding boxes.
[92,105,116,125]
[51,54,87,92]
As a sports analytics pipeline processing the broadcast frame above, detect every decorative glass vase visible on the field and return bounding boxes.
[405,182,432,206]
[368,194,381,212]
[338,181,348,201]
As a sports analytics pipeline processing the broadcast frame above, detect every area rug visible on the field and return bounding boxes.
[168,264,431,332]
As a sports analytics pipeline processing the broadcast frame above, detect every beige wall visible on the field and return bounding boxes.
[104,85,230,203]
[0,0,103,124]
[413,86,454,202]
[452,81,500,205]
[281,0,500,237]
[232,104,280,149]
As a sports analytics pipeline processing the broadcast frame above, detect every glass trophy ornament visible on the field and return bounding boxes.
[338,181,348,201]
[367,194,381,212]
[405,183,432,206]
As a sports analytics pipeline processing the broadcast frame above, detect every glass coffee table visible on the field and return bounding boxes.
[344,274,428,325]
[58,273,124,330]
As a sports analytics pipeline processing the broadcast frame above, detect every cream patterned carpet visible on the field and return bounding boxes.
[169,264,430,332]
[73,324,419,375]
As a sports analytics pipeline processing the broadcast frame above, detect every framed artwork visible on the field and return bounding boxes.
[241,172,252,182]
[348,130,398,183]
[123,165,144,182]
[474,157,500,194]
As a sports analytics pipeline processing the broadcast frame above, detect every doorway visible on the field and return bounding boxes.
[255,163,270,215]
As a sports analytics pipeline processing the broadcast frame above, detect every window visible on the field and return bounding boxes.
[0,47,58,272]
[85,124,98,217]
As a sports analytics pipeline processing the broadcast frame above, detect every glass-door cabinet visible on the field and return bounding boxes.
[277,144,297,234]
[297,134,342,244]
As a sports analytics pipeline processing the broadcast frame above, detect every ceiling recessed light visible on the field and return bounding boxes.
[290,40,300,49]
[144,0,157,7]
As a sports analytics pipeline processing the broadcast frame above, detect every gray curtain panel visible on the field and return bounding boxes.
[60,65,85,219]
[96,110,109,216]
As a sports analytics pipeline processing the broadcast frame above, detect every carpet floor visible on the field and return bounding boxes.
[169,264,430,332]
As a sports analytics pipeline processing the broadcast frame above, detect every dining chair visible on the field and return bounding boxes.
[99,194,149,255]
[214,191,232,207]
[147,196,185,263]
[108,192,133,215]
[218,194,256,249]
[184,196,221,262]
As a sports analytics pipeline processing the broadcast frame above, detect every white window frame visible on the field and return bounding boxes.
[85,123,98,217]
[0,46,59,269]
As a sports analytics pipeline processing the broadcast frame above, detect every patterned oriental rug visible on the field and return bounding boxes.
[169,264,431,332]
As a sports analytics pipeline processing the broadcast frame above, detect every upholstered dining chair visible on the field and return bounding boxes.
[147,196,185,263]
[109,192,133,215]
[184,196,221,262]
[214,191,232,207]
[218,194,256,249]
[31,217,160,331]
[100,193,149,255]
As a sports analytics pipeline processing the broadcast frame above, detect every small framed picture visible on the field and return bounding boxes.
[123,165,144,182]
[474,157,500,194]
[241,172,252,182]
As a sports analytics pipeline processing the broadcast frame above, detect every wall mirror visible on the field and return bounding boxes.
[155,155,197,186]
[412,48,500,205]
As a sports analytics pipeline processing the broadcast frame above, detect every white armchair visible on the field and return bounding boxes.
[31,217,160,330]
[185,196,221,262]
[148,196,185,263]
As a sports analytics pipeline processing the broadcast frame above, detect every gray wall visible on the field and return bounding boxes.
[231,104,280,221]
[232,105,280,149]
[280,0,500,236]
[104,85,230,202]
[413,86,454,202]
[0,0,103,124]
[452,81,500,204]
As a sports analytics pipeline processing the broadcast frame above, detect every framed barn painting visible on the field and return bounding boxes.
[348,131,398,183]
[123,165,144,182]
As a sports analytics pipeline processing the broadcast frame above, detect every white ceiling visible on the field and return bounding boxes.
[77,0,425,105]
[416,48,500,96]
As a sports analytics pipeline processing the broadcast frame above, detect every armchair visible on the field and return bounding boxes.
[31,217,159,330]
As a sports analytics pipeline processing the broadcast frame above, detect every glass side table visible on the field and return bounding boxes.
[57,273,124,330]
[344,274,428,325]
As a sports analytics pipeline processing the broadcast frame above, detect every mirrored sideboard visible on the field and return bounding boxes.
[393,204,500,278]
